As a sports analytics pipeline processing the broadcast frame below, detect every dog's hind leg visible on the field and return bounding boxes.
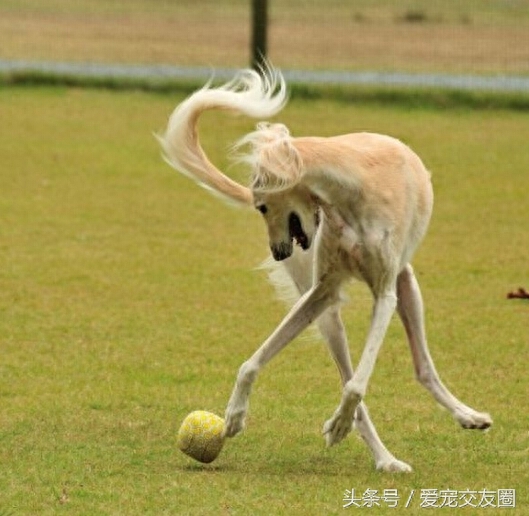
[396,264,492,430]
[224,281,337,438]
[318,306,412,472]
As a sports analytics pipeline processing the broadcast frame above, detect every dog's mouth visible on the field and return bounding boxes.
[270,213,311,261]
[289,212,310,251]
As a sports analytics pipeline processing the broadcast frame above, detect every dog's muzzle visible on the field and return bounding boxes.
[270,213,311,261]
[271,241,293,261]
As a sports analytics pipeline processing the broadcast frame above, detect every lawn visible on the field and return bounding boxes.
[1,0,529,74]
[0,85,528,515]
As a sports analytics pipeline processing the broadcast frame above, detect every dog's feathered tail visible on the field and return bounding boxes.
[157,64,288,206]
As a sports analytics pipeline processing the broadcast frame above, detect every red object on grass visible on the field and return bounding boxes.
[507,287,529,300]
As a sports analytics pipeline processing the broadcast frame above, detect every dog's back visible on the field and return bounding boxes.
[293,132,434,270]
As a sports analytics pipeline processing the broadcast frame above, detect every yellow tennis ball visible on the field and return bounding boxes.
[177,410,226,463]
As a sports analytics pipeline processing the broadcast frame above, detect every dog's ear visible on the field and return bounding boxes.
[257,139,302,188]
[238,123,303,192]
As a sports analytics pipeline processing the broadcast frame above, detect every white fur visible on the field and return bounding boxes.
[159,63,492,472]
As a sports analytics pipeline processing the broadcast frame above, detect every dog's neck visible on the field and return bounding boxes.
[311,194,359,256]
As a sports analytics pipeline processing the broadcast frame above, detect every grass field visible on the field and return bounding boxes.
[0,85,528,514]
[2,0,529,74]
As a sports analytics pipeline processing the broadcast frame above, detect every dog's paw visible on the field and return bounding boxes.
[322,408,354,447]
[323,387,362,446]
[224,408,246,437]
[455,408,493,430]
[376,457,413,473]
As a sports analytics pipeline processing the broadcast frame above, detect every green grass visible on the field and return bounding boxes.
[0,86,528,515]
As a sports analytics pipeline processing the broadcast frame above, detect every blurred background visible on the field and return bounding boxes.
[1,0,529,77]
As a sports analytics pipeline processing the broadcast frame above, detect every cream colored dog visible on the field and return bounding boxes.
[159,64,492,472]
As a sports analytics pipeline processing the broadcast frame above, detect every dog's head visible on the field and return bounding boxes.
[253,186,319,261]
[239,122,319,260]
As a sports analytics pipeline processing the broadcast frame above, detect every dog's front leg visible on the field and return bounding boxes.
[225,282,336,437]
[319,306,412,472]
[323,288,398,446]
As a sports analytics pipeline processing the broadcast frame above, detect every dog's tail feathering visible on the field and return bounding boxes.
[157,64,288,205]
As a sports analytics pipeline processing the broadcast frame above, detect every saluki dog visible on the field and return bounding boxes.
[158,64,492,472]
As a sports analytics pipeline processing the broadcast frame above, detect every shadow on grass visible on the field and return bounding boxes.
[177,446,379,478]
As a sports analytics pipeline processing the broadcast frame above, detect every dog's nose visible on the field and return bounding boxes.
[271,242,292,261]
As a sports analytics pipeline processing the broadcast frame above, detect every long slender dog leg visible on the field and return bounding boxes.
[323,288,398,447]
[396,264,492,429]
[318,307,412,472]
[225,282,336,437]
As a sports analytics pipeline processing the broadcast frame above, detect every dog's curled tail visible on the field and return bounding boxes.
[157,64,288,205]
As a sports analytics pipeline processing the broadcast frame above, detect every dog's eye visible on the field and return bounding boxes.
[256,205,268,215]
